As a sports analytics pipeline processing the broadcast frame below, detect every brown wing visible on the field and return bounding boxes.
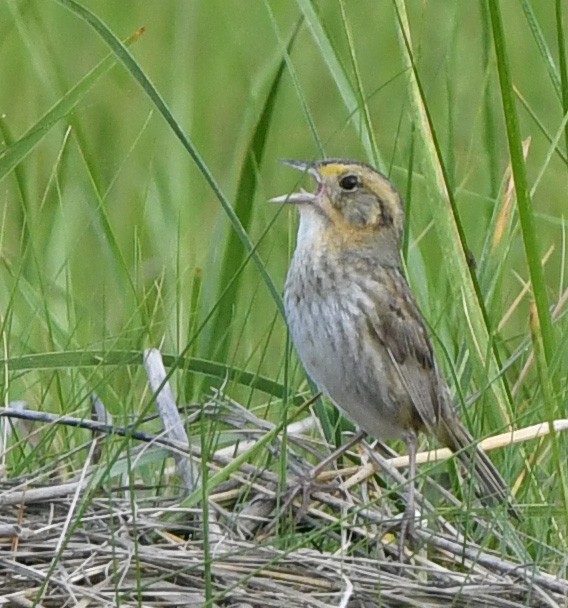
[369,269,517,515]
[368,268,445,433]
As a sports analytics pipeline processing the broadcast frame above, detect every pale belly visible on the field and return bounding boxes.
[284,263,404,440]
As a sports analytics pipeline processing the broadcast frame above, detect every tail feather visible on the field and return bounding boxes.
[437,418,520,519]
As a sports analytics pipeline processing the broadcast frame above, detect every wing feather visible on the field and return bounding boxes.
[367,269,516,515]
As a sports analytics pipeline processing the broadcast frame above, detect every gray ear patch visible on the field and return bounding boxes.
[343,191,393,227]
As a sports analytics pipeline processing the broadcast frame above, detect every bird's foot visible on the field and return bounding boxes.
[398,501,419,561]
[273,432,367,527]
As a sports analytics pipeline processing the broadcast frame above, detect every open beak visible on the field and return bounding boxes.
[269,159,320,204]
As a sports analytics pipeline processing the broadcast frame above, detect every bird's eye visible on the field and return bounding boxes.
[339,174,359,191]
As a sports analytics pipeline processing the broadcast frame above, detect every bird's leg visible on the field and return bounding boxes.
[309,429,367,481]
[291,430,367,522]
[399,428,418,557]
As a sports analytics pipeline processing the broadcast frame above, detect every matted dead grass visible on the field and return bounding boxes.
[1,350,567,607]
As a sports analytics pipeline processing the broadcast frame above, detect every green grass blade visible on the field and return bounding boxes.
[515,87,568,166]
[393,0,513,425]
[1,350,305,405]
[520,0,562,99]
[0,119,30,249]
[183,267,203,401]
[529,302,568,518]
[555,0,568,154]
[296,0,383,168]
[487,1,555,367]
[480,1,501,196]
[338,0,379,167]
[209,20,302,359]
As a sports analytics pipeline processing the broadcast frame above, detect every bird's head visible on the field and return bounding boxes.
[270,159,405,252]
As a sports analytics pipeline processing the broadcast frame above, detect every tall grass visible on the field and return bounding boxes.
[1,0,567,585]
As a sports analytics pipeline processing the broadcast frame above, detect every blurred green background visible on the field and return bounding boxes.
[1,1,566,432]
